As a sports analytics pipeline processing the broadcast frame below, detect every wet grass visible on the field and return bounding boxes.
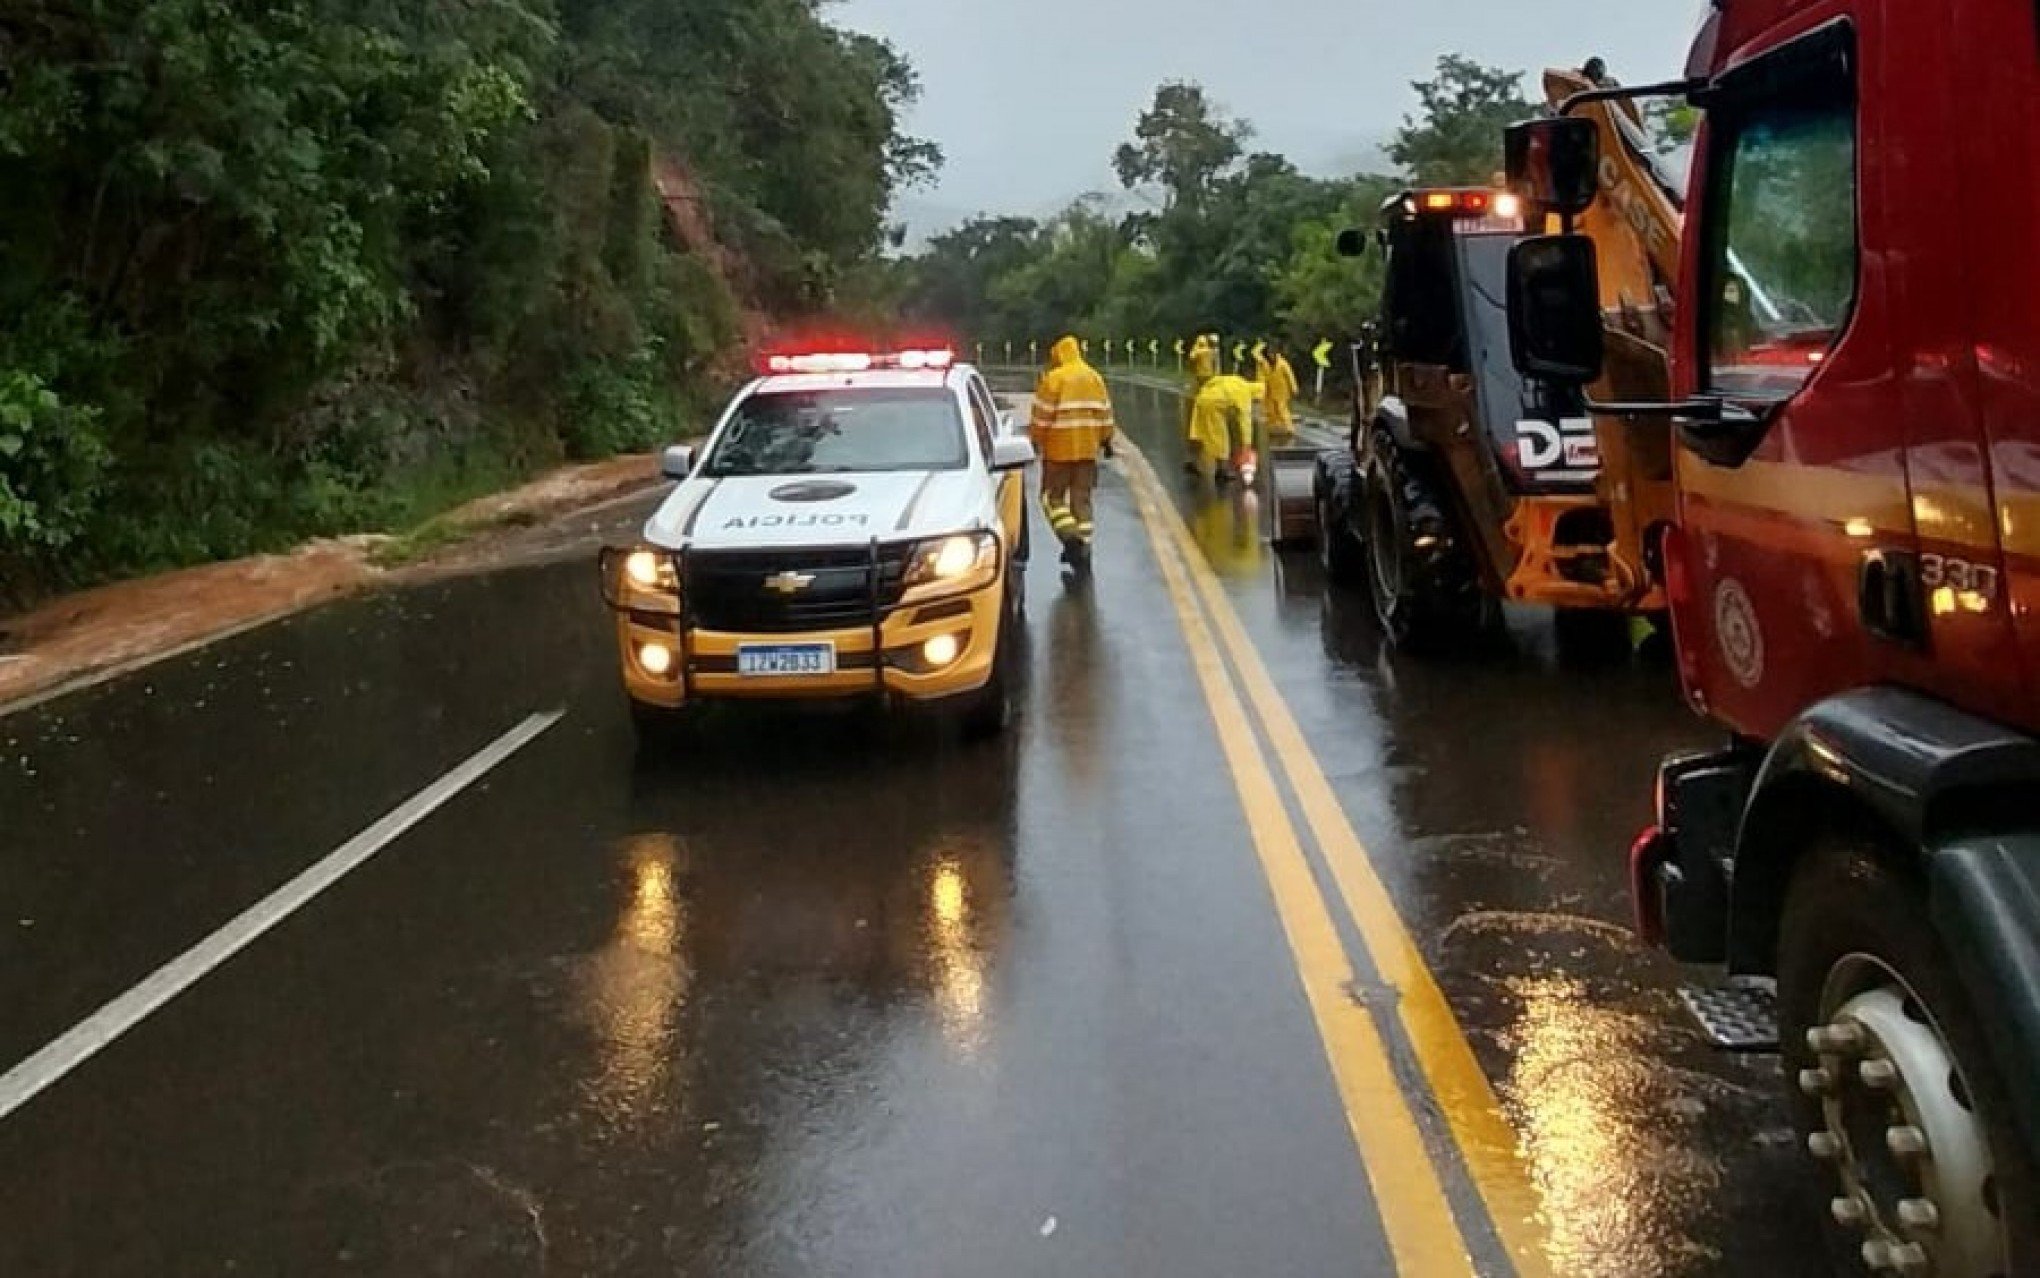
[367,505,542,569]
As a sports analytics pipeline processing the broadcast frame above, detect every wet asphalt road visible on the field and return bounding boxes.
[1,378,1831,1276]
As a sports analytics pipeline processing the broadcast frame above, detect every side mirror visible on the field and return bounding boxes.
[1507,235,1605,384]
[660,445,695,481]
[990,435,1036,471]
[1505,116,1600,218]
[1335,228,1368,258]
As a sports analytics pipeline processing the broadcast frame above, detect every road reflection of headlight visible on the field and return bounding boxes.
[582,833,690,1131]
[926,852,987,1054]
[932,861,967,927]
[1505,974,1723,1274]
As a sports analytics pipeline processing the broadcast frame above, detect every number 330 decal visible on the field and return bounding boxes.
[1920,553,2000,600]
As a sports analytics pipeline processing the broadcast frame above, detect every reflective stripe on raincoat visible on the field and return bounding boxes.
[1029,335,1117,463]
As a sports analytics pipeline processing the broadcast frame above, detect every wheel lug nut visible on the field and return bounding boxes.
[1861,1238,1897,1271]
[1887,1125,1929,1159]
[1830,1195,1868,1227]
[1808,1131,1844,1161]
[1809,1022,1868,1055]
[1896,1198,1939,1233]
[1860,1059,1900,1090]
[1890,1242,1930,1275]
[1800,1067,1837,1096]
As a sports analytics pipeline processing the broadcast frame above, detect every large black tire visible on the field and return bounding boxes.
[1361,444,1486,652]
[1316,489,1364,588]
[1778,834,2040,1278]
[1552,607,1633,666]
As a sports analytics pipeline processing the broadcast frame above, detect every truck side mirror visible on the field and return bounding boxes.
[1505,116,1600,218]
[1335,228,1368,258]
[1507,235,1605,384]
[990,435,1036,471]
[661,445,696,480]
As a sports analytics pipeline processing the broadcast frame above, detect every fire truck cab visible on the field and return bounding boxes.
[1506,2,2040,1271]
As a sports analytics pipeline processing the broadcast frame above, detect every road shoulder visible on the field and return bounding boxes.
[0,454,666,717]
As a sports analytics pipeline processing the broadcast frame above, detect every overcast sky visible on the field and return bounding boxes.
[834,0,1702,236]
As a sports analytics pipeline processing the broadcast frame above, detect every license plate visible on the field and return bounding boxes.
[737,643,836,677]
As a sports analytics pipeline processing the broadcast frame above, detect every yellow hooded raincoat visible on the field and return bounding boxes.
[1264,351,1299,434]
[1188,374,1263,474]
[1029,336,1116,464]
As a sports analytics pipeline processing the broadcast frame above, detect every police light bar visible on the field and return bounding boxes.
[760,348,955,375]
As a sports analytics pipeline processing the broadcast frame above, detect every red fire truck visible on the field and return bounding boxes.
[1504,3,2039,1274]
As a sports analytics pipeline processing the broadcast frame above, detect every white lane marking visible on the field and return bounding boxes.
[0,709,564,1123]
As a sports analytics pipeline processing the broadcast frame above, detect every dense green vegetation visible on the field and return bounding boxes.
[898,56,1536,377]
[0,0,933,600]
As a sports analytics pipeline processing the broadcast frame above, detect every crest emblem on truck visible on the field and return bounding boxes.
[764,571,817,596]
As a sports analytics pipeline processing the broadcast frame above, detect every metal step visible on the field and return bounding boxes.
[1679,983,1780,1052]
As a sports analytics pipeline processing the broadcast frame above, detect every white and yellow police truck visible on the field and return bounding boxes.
[601,348,1035,740]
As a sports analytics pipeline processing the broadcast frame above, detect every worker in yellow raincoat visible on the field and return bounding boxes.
[1187,373,1264,484]
[1183,333,1218,452]
[1263,346,1299,439]
[1030,335,1117,573]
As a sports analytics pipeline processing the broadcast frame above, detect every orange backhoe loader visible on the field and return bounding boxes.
[1538,60,1684,625]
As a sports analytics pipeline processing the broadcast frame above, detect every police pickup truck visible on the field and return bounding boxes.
[600,348,1035,740]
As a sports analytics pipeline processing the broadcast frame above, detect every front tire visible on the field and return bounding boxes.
[1362,444,1485,651]
[1317,491,1364,587]
[1778,834,2039,1278]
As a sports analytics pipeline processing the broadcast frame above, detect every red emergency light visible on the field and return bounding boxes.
[759,347,955,376]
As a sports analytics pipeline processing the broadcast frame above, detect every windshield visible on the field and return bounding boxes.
[703,387,968,477]
[1456,234,1586,491]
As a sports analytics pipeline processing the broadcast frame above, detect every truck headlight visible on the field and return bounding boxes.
[601,545,680,612]
[904,531,1000,598]
[625,550,677,592]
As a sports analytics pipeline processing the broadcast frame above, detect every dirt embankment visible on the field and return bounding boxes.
[0,454,664,713]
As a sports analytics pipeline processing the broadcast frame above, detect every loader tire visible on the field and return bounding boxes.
[1362,444,1485,652]
[1317,492,1364,588]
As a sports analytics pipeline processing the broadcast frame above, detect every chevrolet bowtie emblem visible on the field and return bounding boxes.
[764,571,816,595]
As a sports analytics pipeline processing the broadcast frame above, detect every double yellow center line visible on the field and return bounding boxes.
[1117,439,1554,1278]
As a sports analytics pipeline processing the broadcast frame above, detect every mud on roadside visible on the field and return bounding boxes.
[0,453,669,715]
